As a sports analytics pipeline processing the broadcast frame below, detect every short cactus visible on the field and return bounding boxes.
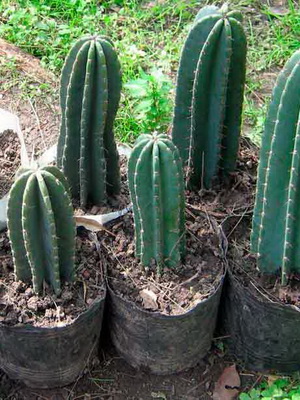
[128,133,185,272]
[251,50,300,284]
[7,166,76,295]
[57,35,121,207]
[172,5,247,188]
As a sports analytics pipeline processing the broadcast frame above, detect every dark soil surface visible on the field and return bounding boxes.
[75,155,131,217]
[0,343,234,400]
[228,223,300,309]
[0,131,21,198]
[102,207,224,316]
[0,229,105,327]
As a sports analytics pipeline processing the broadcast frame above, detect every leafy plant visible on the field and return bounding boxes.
[240,378,300,399]
[128,133,185,273]
[172,4,247,189]
[125,68,173,135]
[251,49,300,284]
[7,166,75,295]
[57,35,121,207]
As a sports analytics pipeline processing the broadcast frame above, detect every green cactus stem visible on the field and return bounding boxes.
[251,50,300,285]
[57,35,121,207]
[172,5,247,189]
[128,133,185,272]
[7,166,76,295]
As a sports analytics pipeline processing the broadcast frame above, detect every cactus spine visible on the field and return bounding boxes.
[7,166,76,295]
[128,134,185,272]
[57,35,121,207]
[172,5,247,188]
[251,50,300,284]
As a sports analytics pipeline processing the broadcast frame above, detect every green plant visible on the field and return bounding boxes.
[125,68,173,134]
[262,1,300,68]
[7,166,75,295]
[1,0,298,147]
[57,35,121,207]
[251,50,300,284]
[172,4,247,189]
[240,378,300,399]
[128,133,185,272]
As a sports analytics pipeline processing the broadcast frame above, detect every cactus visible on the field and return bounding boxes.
[128,133,185,272]
[57,35,121,207]
[7,166,76,295]
[251,50,300,285]
[172,5,247,189]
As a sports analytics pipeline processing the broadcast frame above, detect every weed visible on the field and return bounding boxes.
[240,378,300,399]
[125,68,173,136]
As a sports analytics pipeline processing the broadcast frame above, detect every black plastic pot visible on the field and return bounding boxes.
[221,269,300,373]
[0,290,106,388]
[107,271,225,375]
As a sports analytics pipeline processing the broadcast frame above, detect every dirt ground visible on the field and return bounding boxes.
[0,340,231,399]
[0,40,263,400]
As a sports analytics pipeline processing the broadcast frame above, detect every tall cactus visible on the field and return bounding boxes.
[57,35,121,207]
[172,5,247,189]
[251,50,300,285]
[128,133,185,272]
[7,166,76,295]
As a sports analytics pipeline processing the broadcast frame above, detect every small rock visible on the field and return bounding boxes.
[27,296,39,311]
[24,287,33,298]
[82,269,90,279]
[45,309,53,319]
[61,290,73,302]
[140,288,158,311]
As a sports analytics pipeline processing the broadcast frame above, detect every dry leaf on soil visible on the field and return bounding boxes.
[213,364,241,400]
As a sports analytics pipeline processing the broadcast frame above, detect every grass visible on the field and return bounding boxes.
[0,0,299,144]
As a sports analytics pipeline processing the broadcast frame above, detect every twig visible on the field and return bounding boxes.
[227,206,250,238]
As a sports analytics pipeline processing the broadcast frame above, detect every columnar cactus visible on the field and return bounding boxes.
[57,35,121,207]
[7,166,76,295]
[251,50,300,285]
[128,134,185,272]
[172,5,247,188]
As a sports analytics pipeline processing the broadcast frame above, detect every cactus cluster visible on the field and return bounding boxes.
[128,134,185,272]
[251,50,300,284]
[7,166,75,295]
[172,5,247,189]
[57,35,121,207]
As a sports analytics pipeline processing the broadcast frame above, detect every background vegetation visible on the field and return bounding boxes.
[0,0,299,144]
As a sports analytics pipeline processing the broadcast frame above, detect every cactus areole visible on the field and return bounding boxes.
[57,35,121,207]
[172,5,247,189]
[128,133,185,273]
[251,51,300,285]
[7,166,76,295]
